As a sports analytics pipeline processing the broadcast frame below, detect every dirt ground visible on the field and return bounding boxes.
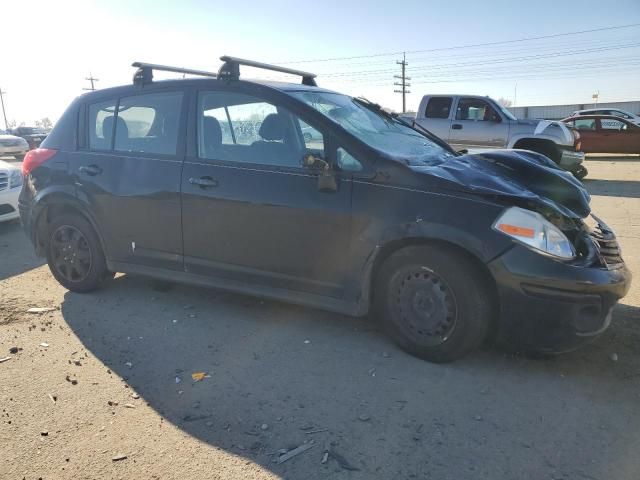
[1,156,639,480]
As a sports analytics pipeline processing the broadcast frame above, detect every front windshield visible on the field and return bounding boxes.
[292,91,453,165]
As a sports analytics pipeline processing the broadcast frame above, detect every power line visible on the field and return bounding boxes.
[393,53,410,113]
[277,23,640,64]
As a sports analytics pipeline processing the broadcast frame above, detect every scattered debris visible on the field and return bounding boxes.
[304,339,311,344]
[368,368,376,377]
[175,376,182,384]
[299,424,315,431]
[358,414,371,422]
[610,353,619,362]
[261,423,269,431]
[131,393,140,399]
[275,441,315,464]
[27,307,57,314]
[108,401,119,407]
[48,393,57,403]
[40,342,49,348]
[474,415,483,421]
[305,429,328,435]
[9,347,20,354]
[188,314,197,319]
[172,319,178,324]
[0,356,11,363]
[205,421,214,427]
[321,451,329,464]
[65,375,78,385]
[191,372,208,382]
[41,431,49,436]
[112,454,128,462]
[125,362,133,369]
[124,403,136,409]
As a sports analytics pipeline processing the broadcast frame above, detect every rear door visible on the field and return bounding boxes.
[599,118,638,153]
[180,88,353,298]
[74,89,186,270]
[448,97,509,150]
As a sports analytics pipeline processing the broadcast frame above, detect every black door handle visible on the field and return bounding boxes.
[78,164,102,176]
[189,176,219,188]
[452,124,463,130]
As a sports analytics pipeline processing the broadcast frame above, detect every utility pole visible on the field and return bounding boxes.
[592,90,599,106]
[0,88,8,130]
[83,73,99,91]
[394,53,411,113]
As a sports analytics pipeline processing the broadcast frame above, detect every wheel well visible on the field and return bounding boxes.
[35,204,98,255]
[369,238,500,339]
[513,138,559,160]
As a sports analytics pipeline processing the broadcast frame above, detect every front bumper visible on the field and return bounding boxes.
[0,186,21,222]
[488,244,631,353]
[558,148,584,170]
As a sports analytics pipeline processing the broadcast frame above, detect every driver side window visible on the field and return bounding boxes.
[456,98,496,121]
[197,91,324,168]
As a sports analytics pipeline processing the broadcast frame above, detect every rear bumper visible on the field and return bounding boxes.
[0,186,21,222]
[558,148,584,170]
[489,244,631,353]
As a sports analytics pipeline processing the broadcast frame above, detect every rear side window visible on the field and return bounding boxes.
[573,119,596,131]
[425,97,452,119]
[89,100,117,150]
[114,92,183,155]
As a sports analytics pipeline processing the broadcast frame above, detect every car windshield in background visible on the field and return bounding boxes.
[291,91,453,165]
[21,127,47,135]
[496,103,517,121]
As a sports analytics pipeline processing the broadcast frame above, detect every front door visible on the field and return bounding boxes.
[448,97,509,150]
[181,90,352,298]
[74,90,186,270]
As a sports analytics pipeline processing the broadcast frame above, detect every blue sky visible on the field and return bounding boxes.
[2,0,639,123]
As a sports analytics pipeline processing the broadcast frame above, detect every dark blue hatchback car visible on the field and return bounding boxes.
[19,57,631,362]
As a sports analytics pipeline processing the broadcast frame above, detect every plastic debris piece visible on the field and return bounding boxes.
[27,307,57,313]
[191,372,207,382]
[124,403,136,409]
[0,357,11,363]
[40,343,49,348]
[321,451,329,464]
[48,394,57,403]
[175,376,182,384]
[125,362,133,369]
[276,441,315,464]
[112,454,128,462]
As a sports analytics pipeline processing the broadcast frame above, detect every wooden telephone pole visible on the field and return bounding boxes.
[394,53,411,113]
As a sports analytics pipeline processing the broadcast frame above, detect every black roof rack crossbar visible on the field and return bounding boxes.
[218,56,317,86]
[131,62,217,85]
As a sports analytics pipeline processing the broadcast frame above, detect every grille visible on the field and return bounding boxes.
[0,172,7,191]
[589,220,623,267]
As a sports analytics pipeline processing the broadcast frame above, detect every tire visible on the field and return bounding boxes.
[374,245,492,363]
[45,213,109,293]
[572,165,588,180]
[531,144,561,165]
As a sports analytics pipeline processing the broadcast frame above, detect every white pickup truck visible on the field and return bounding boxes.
[405,94,587,179]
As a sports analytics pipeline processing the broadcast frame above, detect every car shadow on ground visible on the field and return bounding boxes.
[59,274,640,478]
[0,220,46,281]
[583,179,640,198]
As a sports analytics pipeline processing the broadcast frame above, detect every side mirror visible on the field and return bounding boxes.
[302,154,337,192]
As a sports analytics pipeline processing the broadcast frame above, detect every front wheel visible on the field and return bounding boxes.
[374,245,492,363]
[46,214,109,293]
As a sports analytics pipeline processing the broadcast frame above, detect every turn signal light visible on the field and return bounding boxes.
[497,223,535,238]
[22,148,58,176]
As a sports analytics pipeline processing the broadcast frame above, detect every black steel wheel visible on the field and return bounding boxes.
[375,245,492,363]
[46,214,109,293]
[50,225,92,283]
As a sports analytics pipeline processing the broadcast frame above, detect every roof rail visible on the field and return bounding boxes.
[131,62,217,85]
[218,56,317,86]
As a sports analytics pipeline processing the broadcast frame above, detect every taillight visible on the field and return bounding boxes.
[22,148,58,176]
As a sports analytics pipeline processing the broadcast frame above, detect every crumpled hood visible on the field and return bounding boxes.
[408,149,590,219]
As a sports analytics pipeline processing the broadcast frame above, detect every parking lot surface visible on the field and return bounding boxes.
[1,156,639,479]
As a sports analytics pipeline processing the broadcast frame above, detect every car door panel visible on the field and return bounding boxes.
[448,97,509,150]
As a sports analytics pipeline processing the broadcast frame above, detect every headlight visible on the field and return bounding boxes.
[9,169,23,189]
[493,206,575,259]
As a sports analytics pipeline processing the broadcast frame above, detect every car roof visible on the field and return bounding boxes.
[562,114,635,122]
[79,77,339,102]
[575,108,631,113]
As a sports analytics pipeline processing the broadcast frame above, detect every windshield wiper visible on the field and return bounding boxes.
[353,97,457,155]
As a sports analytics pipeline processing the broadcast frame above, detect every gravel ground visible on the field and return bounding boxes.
[1,156,639,480]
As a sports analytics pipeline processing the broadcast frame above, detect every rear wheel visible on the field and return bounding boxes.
[374,245,492,363]
[46,214,109,293]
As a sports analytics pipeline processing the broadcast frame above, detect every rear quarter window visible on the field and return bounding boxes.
[425,97,452,119]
